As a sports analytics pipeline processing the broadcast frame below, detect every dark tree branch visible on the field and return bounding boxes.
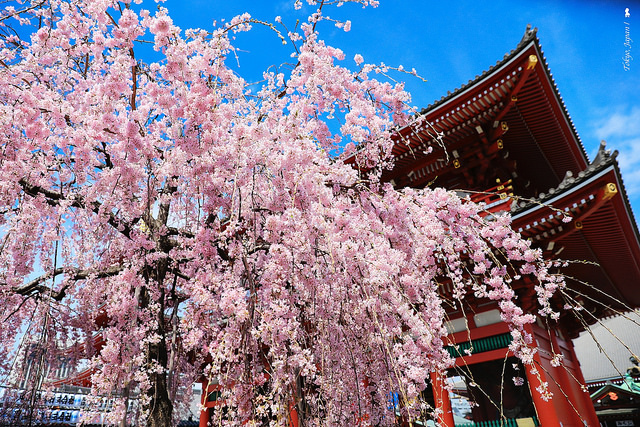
[165,226,194,239]
[18,178,134,238]
[94,141,114,169]
[10,265,124,301]
[130,49,137,111]
[3,292,36,321]
[0,1,46,23]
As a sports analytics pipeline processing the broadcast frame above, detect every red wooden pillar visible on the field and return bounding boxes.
[200,381,225,427]
[545,329,584,426]
[524,359,562,427]
[289,401,299,427]
[199,407,210,427]
[430,371,455,427]
[563,337,600,427]
[199,380,210,427]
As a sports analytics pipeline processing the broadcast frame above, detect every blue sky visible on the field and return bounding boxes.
[162,0,640,210]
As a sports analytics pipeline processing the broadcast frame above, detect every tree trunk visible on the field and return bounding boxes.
[147,370,173,427]
[146,311,173,427]
[141,259,174,427]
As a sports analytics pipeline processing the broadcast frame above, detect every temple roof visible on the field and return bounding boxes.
[386,26,590,195]
[419,25,585,161]
[508,143,640,331]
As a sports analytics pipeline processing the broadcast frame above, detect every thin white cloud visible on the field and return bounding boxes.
[275,0,294,14]
[617,143,640,197]
[594,106,640,139]
[592,107,640,200]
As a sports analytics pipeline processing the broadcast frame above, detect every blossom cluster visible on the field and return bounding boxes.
[0,0,566,425]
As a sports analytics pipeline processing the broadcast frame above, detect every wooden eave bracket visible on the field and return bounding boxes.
[490,54,539,134]
[521,182,618,244]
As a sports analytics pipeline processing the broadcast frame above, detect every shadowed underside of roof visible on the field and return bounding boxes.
[386,26,589,195]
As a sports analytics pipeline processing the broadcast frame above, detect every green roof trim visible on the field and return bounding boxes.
[590,374,640,400]
[446,333,512,359]
[455,417,539,427]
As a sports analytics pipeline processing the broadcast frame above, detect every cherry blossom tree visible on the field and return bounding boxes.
[0,0,563,425]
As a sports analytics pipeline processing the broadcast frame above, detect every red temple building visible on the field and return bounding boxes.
[374,26,640,427]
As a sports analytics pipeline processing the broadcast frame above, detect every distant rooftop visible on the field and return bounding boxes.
[573,311,640,384]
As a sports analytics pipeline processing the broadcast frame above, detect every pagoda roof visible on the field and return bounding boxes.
[418,25,584,152]
[507,143,640,332]
[386,26,589,193]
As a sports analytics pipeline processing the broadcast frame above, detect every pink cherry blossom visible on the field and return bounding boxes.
[0,0,570,426]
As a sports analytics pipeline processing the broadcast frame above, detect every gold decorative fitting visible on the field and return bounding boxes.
[139,219,150,234]
[497,139,504,149]
[501,122,509,131]
[453,159,461,169]
[603,183,618,201]
[575,221,583,230]
[511,95,518,102]
[499,193,508,199]
[527,55,538,69]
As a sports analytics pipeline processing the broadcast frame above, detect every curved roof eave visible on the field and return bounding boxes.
[414,25,588,166]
